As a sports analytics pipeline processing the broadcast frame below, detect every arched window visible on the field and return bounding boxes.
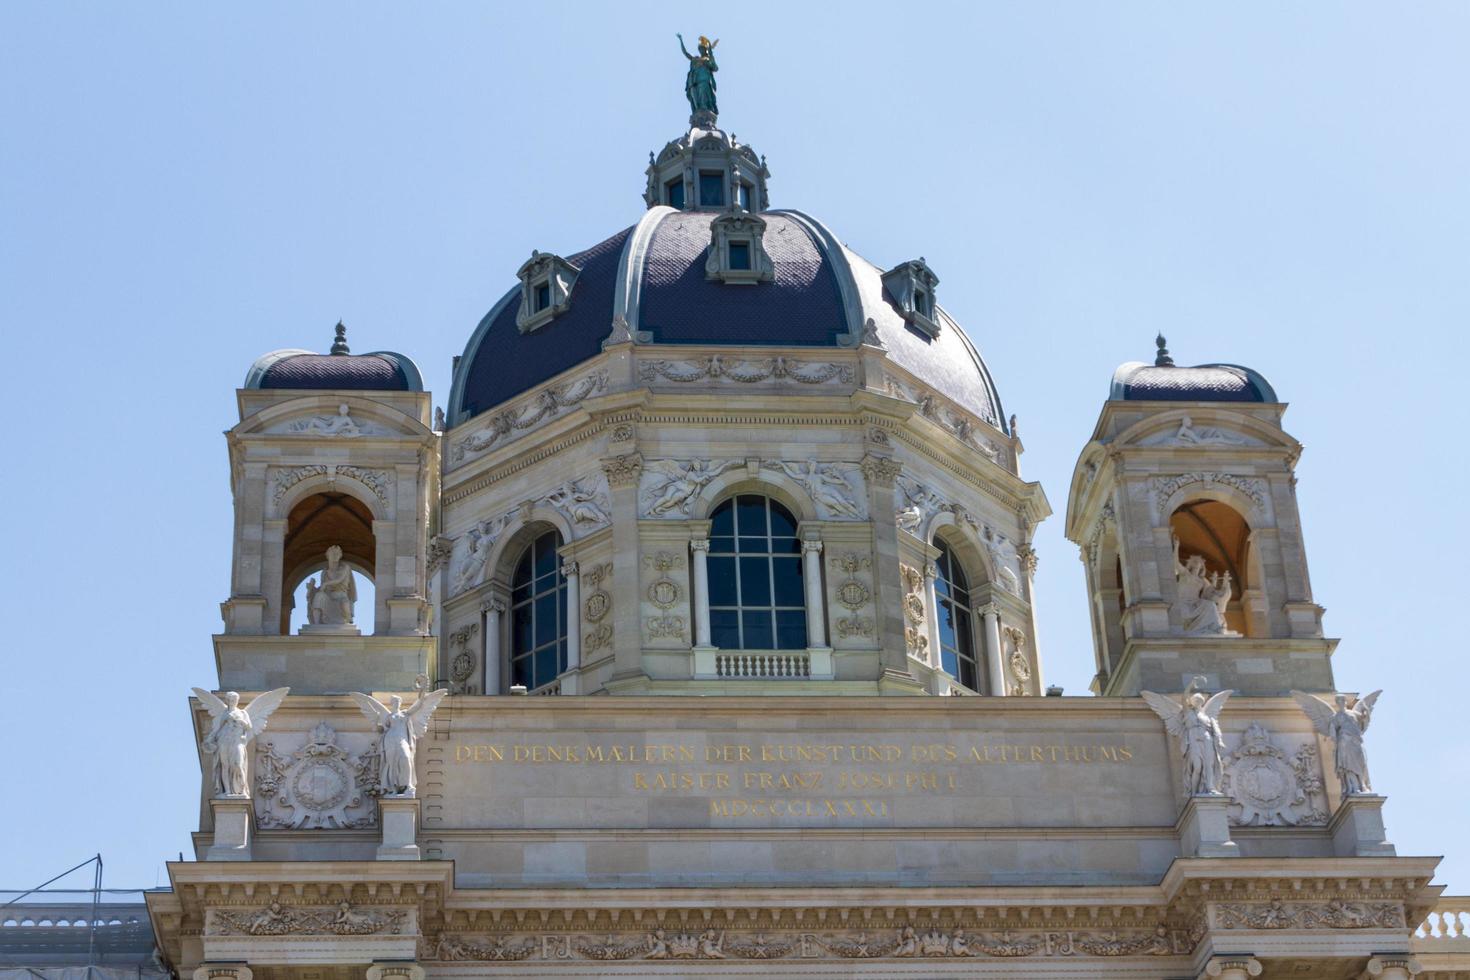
[934,539,980,692]
[509,530,567,691]
[707,495,807,650]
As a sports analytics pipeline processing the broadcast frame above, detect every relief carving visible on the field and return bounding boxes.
[899,563,928,661]
[640,459,739,517]
[254,721,378,829]
[762,459,866,519]
[288,403,363,437]
[451,369,609,462]
[447,624,480,695]
[1151,472,1267,517]
[1222,721,1324,827]
[582,562,613,656]
[272,464,394,508]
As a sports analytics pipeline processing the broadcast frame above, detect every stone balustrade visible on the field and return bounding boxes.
[714,651,811,678]
[1416,897,1470,943]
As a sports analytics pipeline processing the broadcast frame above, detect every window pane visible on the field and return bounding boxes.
[534,536,557,577]
[534,594,558,647]
[742,610,773,650]
[512,605,534,651]
[771,557,804,606]
[768,503,797,540]
[709,535,735,555]
[728,241,751,270]
[513,552,533,588]
[941,646,959,679]
[710,501,735,538]
[708,557,738,607]
[710,609,740,649]
[738,182,752,210]
[735,496,767,537]
[739,557,771,606]
[775,610,807,650]
[959,657,977,693]
[665,179,685,210]
[699,172,723,207]
[937,601,958,651]
[535,282,551,312]
[512,654,533,689]
[511,582,531,605]
[534,646,559,689]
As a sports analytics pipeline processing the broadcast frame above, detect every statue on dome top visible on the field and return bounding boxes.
[677,33,719,126]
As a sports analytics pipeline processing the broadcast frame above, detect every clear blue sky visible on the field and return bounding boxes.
[2,3,1466,894]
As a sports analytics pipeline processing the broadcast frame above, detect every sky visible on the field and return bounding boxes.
[1,2,1466,896]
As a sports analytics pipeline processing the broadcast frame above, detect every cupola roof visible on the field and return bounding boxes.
[1109,335,1276,403]
[245,321,423,392]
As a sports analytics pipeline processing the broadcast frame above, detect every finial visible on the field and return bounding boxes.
[649,150,655,166]
[330,320,350,356]
[1154,333,1174,367]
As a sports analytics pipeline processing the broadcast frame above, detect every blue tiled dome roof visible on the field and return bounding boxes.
[245,323,423,392]
[451,208,1006,429]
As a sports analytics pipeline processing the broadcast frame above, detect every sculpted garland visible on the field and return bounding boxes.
[639,355,854,386]
[450,368,609,462]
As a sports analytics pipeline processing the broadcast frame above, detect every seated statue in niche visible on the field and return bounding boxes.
[306,545,357,626]
[1172,534,1237,636]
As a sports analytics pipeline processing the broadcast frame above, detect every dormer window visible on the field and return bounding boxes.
[706,211,774,285]
[665,178,685,210]
[737,182,752,211]
[881,258,942,339]
[515,250,581,333]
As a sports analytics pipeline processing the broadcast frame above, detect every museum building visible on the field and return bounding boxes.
[140,54,1470,980]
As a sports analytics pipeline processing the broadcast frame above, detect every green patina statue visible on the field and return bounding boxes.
[677,33,719,123]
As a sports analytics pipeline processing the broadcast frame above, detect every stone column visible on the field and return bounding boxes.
[562,561,581,673]
[981,603,1006,696]
[861,454,921,692]
[601,454,645,684]
[1365,955,1422,979]
[922,564,941,669]
[481,597,505,695]
[193,964,253,980]
[1201,957,1262,979]
[801,539,827,649]
[690,537,712,648]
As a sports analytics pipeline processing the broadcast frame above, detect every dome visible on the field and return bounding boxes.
[450,201,1006,431]
[245,322,423,392]
[1110,335,1276,403]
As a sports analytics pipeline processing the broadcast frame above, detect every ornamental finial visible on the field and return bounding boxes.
[330,320,350,356]
[1154,333,1174,367]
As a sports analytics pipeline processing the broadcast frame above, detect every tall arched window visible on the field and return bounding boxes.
[707,494,807,650]
[934,539,980,691]
[509,530,567,691]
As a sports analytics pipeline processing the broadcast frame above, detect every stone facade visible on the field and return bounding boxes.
[148,107,1469,980]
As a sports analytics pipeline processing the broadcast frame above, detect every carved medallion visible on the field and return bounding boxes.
[1222,721,1319,827]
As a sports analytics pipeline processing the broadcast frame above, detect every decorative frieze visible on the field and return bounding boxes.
[421,924,1191,962]
[1214,900,1405,930]
[639,355,853,386]
[209,903,406,937]
[451,368,609,463]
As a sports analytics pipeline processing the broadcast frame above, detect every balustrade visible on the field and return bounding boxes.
[714,652,811,678]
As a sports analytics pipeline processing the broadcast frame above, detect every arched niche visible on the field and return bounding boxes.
[1168,497,1263,637]
[279,491,377,634]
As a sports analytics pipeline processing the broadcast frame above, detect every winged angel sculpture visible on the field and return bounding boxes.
[1141,682,1233,796]
[1291,689,1381,795]
[192,687,291,798]
[351,681,450,798]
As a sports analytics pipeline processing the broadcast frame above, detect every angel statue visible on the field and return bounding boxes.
[192,687,291,798]
[677,34,719,124]
[351,677,450,798]
[1291,689,1381,795]
[1141,679,1233,796]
